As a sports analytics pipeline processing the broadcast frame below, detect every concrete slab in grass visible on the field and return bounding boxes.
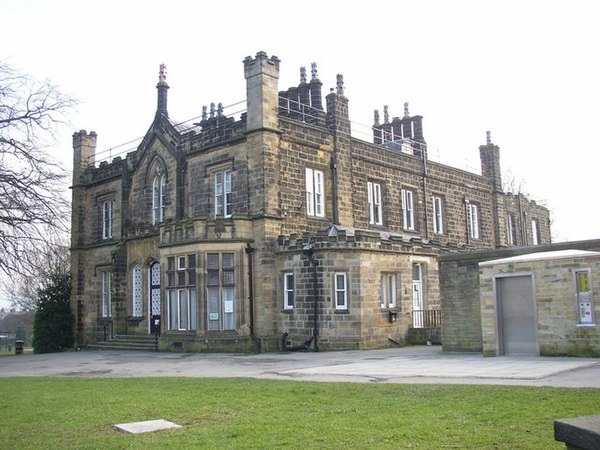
[114,419,182,434]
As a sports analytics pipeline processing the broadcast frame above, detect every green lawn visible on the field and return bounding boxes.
[0,377,597,449]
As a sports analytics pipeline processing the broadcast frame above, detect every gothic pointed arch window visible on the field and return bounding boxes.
[152,172,166,225]
[132,264,143,317]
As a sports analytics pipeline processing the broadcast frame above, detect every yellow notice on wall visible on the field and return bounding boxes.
[577,271,590,293]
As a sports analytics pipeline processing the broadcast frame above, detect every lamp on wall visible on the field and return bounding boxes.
[388,311,398,323]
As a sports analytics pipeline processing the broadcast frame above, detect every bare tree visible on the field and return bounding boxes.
[3,235,70,311]
[502,168,529,196]
[0,62,76,279]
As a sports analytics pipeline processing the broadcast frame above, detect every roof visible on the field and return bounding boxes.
[479,249,600,267]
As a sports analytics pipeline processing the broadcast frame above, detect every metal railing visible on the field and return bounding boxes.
[411,309,441,329]
[102,319,114,342]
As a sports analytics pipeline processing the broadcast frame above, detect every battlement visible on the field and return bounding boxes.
[277,226,469,255]
[190,103,247,151]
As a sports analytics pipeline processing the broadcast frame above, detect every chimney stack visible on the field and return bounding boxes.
[156,63,169,117]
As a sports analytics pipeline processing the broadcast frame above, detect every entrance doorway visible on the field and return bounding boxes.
[412,263,424,328]
[496,275,538,355]
[149,261,161,334]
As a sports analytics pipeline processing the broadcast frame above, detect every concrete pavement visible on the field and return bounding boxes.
[1,345,599,387]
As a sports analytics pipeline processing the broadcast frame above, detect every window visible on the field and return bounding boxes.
[215,170,232,217]
[102,200,113,240]
[334,272,348,310]
[167,255,197,331]
[207,252,236,331]
[132,264,142,317]
[468,203,479,239]
[101,271,111,318]
[402,189,414,230]
[381,273,397,308]
[368,181,382,225]
[531,219,540,245]
[506,213,516,246]
[284,272,294,310]
[432,196,443,234]
[305,168,324,217]
[574,269,595,325]
[152,174,166,225]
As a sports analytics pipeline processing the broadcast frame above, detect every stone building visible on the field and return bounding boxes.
[70,51,551,352]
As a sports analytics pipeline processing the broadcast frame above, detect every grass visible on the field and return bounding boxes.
[0,378,597,449]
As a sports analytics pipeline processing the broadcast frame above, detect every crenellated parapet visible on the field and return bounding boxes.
[277,226,470,255]
[89,156,126,183]
[189,106,246,152]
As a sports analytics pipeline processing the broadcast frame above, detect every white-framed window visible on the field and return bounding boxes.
[283,272,294,310]
[468,203,479,239]
[305,168,324,217]
[402,189,415,230]
[101,271,111,318]
[432,195,443,234]
[574,268,595,326]
[207,252,236,331]
[102,200,113,240]
[167,254,197,331]
[132,264,142,317]
[506,213,516,246]
[334,272,348,310]
[531,219,540,245]
[381,273,397,308]
[215,170,232,217]
[152,174,166,225]
[368,181,382,225]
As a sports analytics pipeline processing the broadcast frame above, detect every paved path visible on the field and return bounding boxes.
[1,346,599,387]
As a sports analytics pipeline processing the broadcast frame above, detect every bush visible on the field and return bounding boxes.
[32,273,74,353]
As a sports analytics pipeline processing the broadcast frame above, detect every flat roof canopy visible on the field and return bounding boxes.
[479,249,600,267]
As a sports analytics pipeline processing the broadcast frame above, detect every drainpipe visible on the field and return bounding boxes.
[517,194,528,245]
[330,156,339,225]
[245,243,261,353]
[303,244,319,352]
[421,148,430,240]
[464,196,471,245]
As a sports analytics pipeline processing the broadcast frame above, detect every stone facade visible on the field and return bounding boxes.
[70,51,551,352]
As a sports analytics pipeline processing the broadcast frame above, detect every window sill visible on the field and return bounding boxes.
[576,323,596,327]
[165,330,197,335]
[281,309,294,314]
[334,309,349,314]
[127,316,144,322]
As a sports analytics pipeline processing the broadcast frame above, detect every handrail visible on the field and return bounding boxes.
[412,309,441,328]
[103,319,114,342]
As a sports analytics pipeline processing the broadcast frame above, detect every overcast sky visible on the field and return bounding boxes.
[1,1,598,307]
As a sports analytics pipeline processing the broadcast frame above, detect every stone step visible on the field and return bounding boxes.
[89,334,159,351]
